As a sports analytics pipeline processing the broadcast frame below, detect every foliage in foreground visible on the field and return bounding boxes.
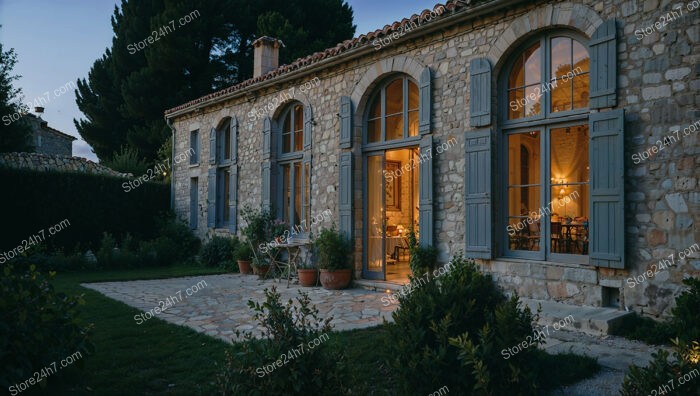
[218,287,346,395]
[621,277,700,395]
[387,253,546,395]
[0,265,92,391]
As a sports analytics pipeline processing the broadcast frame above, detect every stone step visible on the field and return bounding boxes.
[520,297,633,336]
[353,279,407,293]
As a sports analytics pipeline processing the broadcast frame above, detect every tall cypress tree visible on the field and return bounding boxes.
[75,0,355,163]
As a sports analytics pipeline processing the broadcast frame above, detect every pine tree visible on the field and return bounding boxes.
[74,0,355,163]
[0,40,32,153]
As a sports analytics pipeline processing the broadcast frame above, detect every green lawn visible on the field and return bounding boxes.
[38,266,598,395]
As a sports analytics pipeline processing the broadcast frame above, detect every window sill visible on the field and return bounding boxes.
[188,163,200,168]
[492,256,590,269]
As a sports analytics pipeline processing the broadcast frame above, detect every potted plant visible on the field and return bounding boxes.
[315,227,352,290]
[297,259,319,287]
[236,243,254,274]
[252,256,270,278]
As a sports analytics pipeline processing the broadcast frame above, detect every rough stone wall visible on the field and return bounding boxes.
[0,152,131,178]
[34,129,73,156]
[171,0,700,316]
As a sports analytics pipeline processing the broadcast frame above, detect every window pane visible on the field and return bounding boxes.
[282,114,291,153]
[551,37,572,79]
[550,125,589,256]
[408,80,418,110]
[524,84,542,117]
[572,74,589,110]
[294,105,303,152]
[508,88,525,119]
[368,119,381,143]
[283,165,291,224]
[224,128,231,160]
[408,110,418,137]
[508,133,541,186]
[294,163,301,228]
[386,114,403,141]
[550,78,572,113]
[572,40,589,72]
[385,79,403,115]
[370,95,381,118]
[509,42,540,88]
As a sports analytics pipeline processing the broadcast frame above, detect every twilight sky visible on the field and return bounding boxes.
[0,0,436,161]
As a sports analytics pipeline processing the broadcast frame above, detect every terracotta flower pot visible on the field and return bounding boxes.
[256,266,270,278]
[298,269,319,287]
[319,269,352,290]
[237,260,253,274]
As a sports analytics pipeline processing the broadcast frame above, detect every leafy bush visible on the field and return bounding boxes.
[0,265,92,390]
[240,205,275,257]
[407,229,438,277]
[621,277,700,395]
[236,243,253,261]
[218,287,346,395]
[671,277,700,344]
[612,313,676,345]
[621,339,700,395]
[103,145,150,176]
[200,236,234,268]
[387,253,543,395]
[314,227,352,271]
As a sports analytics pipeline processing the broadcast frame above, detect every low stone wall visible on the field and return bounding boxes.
[0,152,131,178]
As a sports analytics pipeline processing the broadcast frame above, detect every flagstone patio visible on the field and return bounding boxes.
[82,274,397,343]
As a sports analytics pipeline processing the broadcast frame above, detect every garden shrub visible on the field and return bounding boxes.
[200,236,234,268]
[387,253,542,395]
[0,265,92,391]
[0,167,168,252]
[218,287,346,395]
[621,277,700,395]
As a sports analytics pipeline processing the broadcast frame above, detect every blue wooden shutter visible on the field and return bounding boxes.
[464,129,492,259]
[229,166,238,232]
[230,117,238,164]
[469,58,492,127]
[418,135,433,246]
[338,152,353,238]
[419,67,431,135]
[261,116,272,210]
[207,168,216,227]
[303,105,313,149]
[209,127,216,164]
[589,109,625,268]
[339,96,353,148]
[589,19,617,109]
[262,117,271,160]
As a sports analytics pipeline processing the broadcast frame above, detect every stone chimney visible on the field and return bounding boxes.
[252,36,283,78]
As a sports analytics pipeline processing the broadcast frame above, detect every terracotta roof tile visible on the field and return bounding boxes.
[165,1,472,116]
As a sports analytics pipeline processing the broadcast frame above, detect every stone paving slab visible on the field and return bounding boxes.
[82,274,398,344]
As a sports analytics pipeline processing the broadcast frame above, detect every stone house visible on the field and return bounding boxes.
[24,113,75,156]
[165,0,700,316]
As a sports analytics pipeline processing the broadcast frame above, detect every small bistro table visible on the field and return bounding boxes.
[267,239,314,287]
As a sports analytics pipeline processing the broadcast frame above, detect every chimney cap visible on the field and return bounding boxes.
[252,36,284,48]
[34,106,45,113]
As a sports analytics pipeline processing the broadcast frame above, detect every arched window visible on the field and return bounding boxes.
[506,35,589,120]
[502,32,590,263]
[277,103,310,229]
[365,76,419,143]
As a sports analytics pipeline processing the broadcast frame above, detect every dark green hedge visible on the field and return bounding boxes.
[0,167,169,252]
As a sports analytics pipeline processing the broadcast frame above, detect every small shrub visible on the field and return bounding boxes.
[103,145,150,176]
[0,265,92,390]
[621,277,700,395]
[612,313,675,345]
[407,229,438,277]
[217,287,346,395]
[236,243,253,261]
[314,227,352,271]
[200,236,234,268]
[387,253,542,395]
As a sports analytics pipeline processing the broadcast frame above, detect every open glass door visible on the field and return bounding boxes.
[364,154,386,280]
